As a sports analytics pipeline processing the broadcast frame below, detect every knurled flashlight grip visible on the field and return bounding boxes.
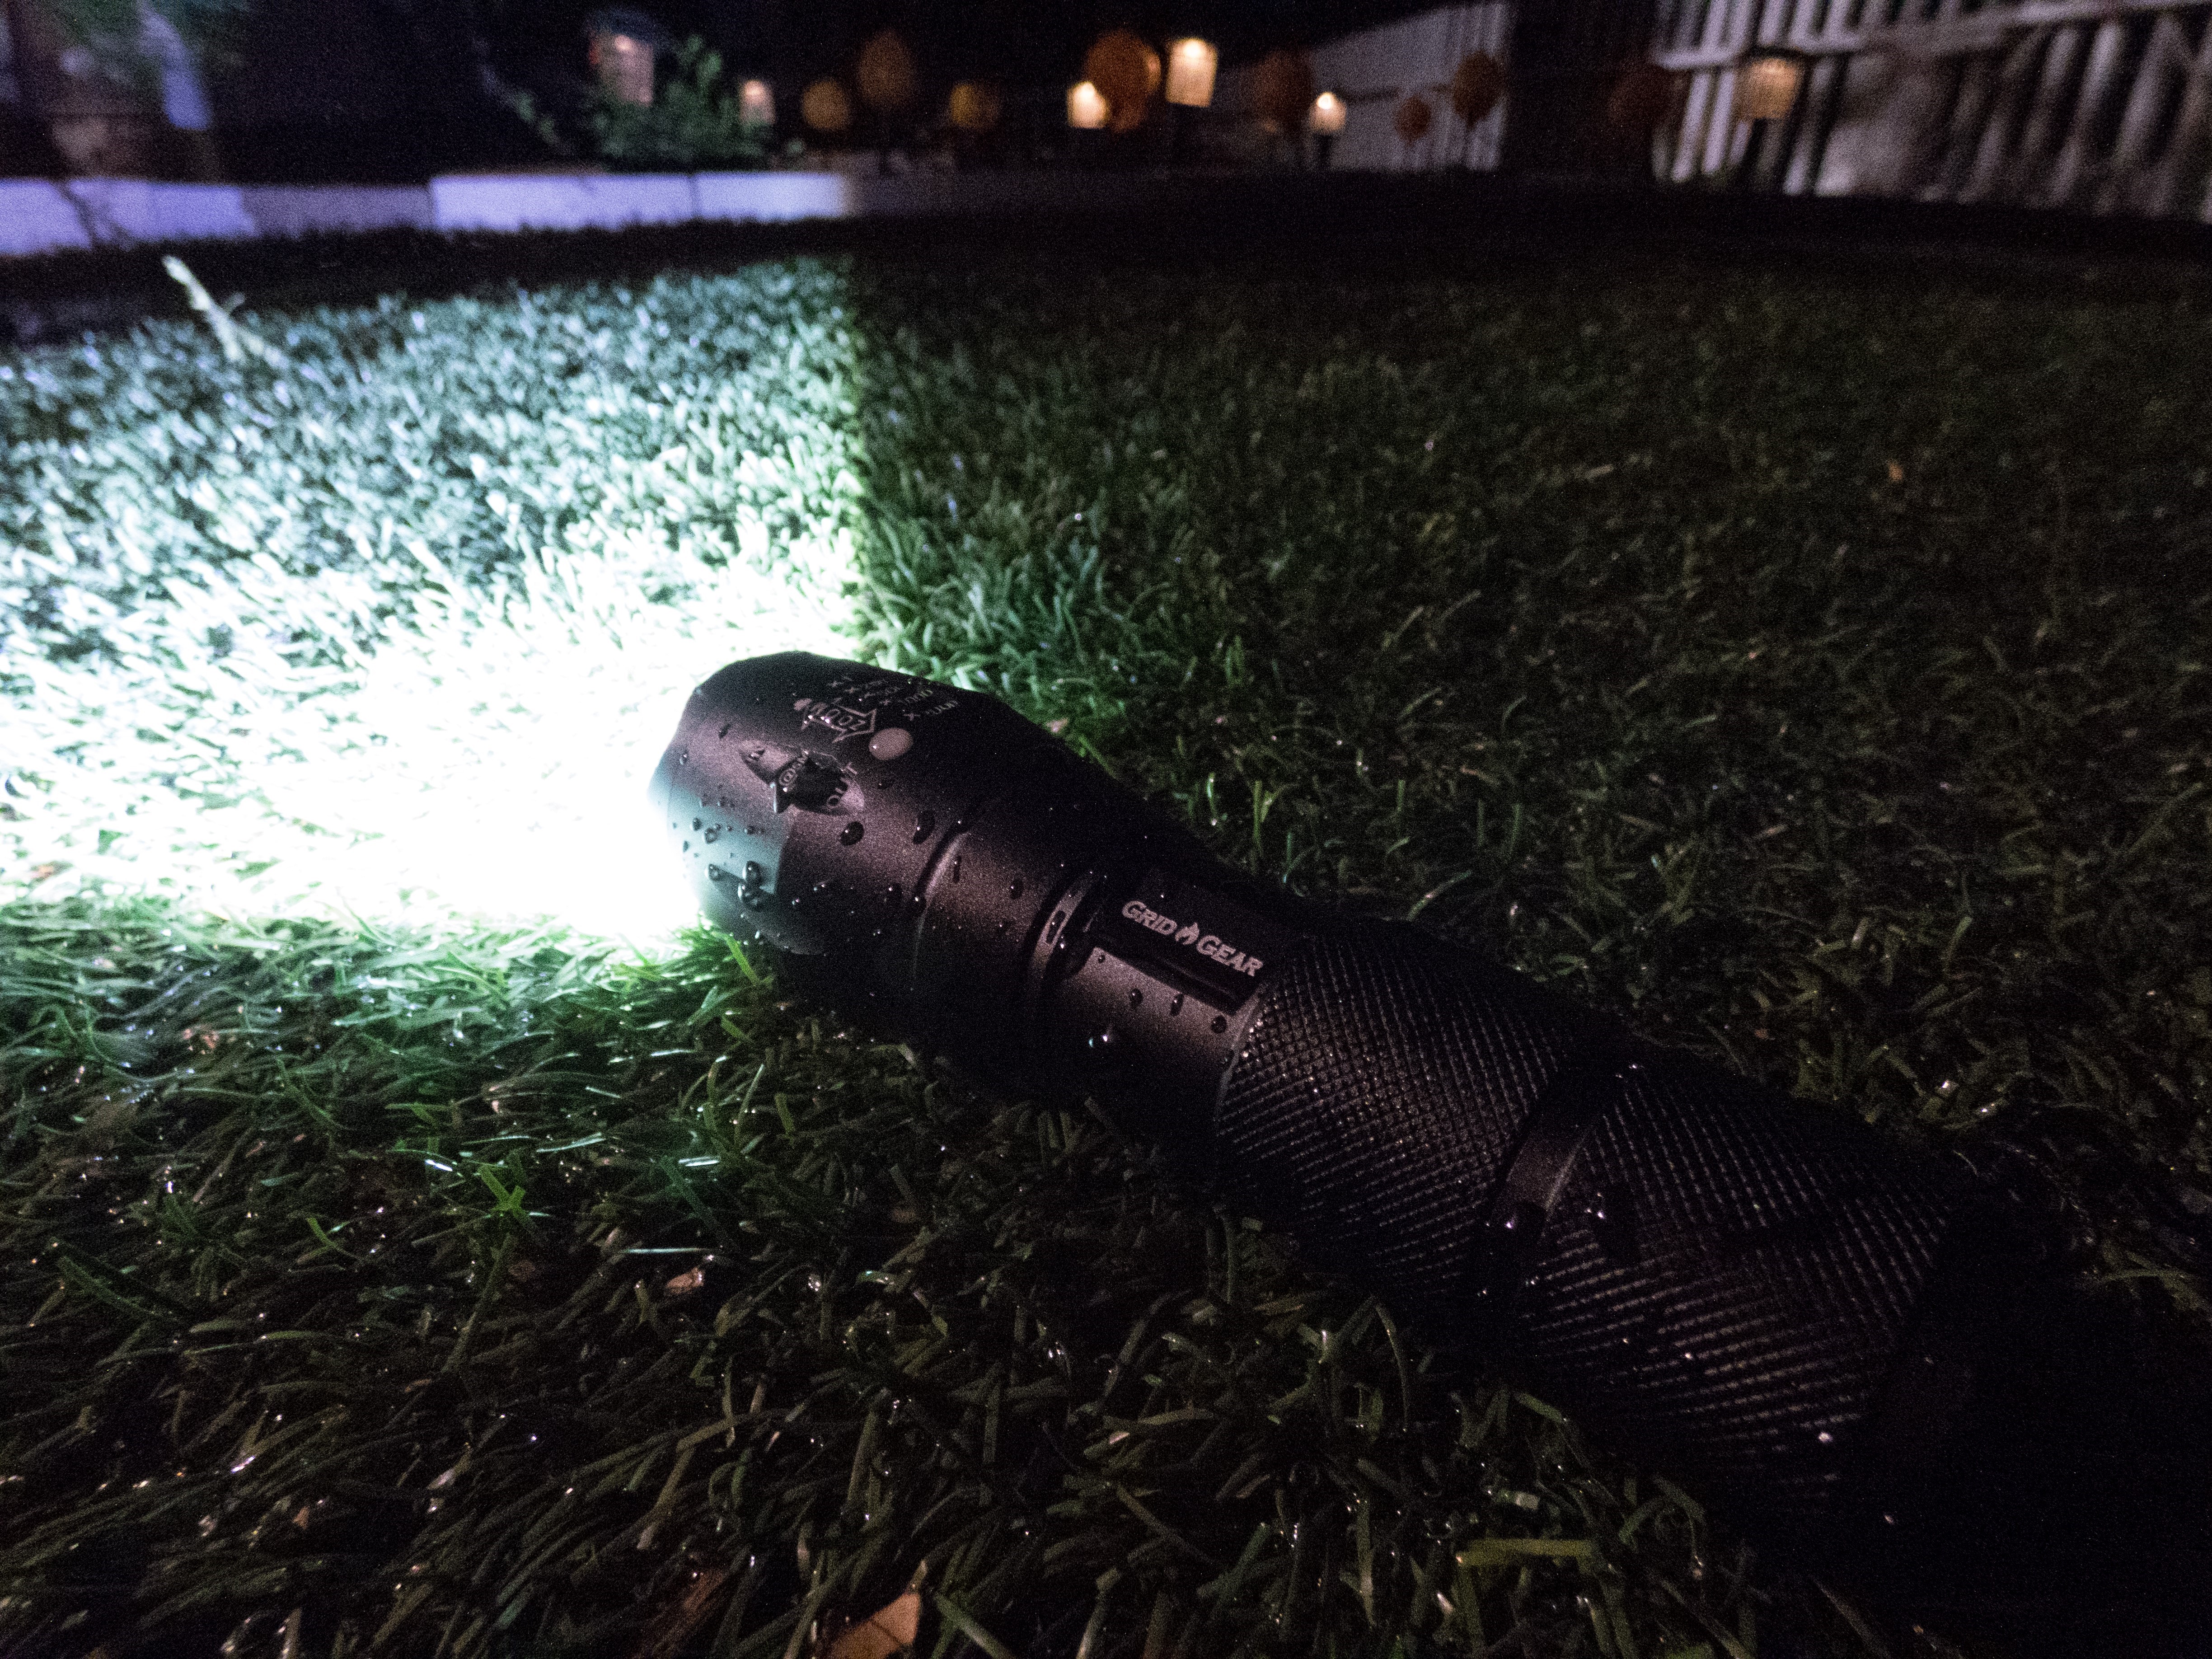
[653,653,2210,1645]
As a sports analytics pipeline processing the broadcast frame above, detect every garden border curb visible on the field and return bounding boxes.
[0,169,1176,259]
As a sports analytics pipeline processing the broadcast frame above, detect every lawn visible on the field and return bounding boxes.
[3,238,2210,1659]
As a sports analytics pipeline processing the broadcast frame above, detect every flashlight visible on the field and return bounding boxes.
[653,653,2211,1650]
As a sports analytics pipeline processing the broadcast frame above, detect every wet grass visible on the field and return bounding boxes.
[4,244,2212,1659]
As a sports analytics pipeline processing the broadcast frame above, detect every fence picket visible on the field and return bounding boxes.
[1773,0,1834,184]
[1960,28,2049,197]
[2101,11,2189,208]
[2144,16,2212,211]
[1931,52,2000,195]
[2005,23,2087,195]
[2047,18,2132,203]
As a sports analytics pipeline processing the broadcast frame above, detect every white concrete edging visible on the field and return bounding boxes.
[3,178,434,256]
[3,169,1179,258]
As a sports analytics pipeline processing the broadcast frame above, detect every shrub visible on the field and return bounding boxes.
[587,37,771,171]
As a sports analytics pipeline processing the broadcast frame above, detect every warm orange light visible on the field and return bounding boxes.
[947,81,1002,133]
[801,78,853,134]
[1067,80,1109,130]
[739,79,774,126]
[1735,50,1806,121]
[590,33,654,107]
[1309,90,1347,136]
[1164,37,1218,108]
[1083,29,1159,132]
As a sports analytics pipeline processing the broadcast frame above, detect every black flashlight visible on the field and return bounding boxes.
[653,652,2211,1653]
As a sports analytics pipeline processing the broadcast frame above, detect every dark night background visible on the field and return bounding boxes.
[484,0,1447,84]
[8,0,1649,189]
[193,0,1511,180]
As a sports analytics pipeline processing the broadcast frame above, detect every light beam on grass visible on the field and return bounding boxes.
[3,533,855,944]
[1,298,862,945]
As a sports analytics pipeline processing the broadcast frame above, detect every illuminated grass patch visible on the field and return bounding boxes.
[2,265,863,939]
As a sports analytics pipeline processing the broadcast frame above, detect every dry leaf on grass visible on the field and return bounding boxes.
[822,1589,922,1659]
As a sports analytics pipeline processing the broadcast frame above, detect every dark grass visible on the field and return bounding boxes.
[5,240,2212,1659]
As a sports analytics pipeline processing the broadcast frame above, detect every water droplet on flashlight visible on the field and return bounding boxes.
[868,727,912,761]
[840,821,864,846]
[1128,988,1143,1008]
[1008,878,1024,899]
[912,811,935,843]
[1210,1015,1228,1033]
[1169,994,1184,1016]
[702,826,720,844]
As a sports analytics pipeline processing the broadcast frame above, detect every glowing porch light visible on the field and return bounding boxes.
[1067,80,1109,130]
[1164,37,1218,108]
[590,32,655,107]
[1309,90,1347,135]
[1,539,858,948]
[947,81,1002,133]
[739,78,774,126]
[1735,48,1807,122]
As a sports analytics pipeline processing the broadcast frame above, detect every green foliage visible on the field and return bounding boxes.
[588,39,772,172]
[5,245,2212,1658]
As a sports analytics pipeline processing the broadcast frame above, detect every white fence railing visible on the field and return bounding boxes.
[1653,0,2212,215]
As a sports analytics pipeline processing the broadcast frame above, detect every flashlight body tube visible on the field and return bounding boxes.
[653,653,2212,1650]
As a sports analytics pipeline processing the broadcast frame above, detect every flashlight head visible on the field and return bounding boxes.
[653,654,1006,948]
[650,653,1210,1064]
